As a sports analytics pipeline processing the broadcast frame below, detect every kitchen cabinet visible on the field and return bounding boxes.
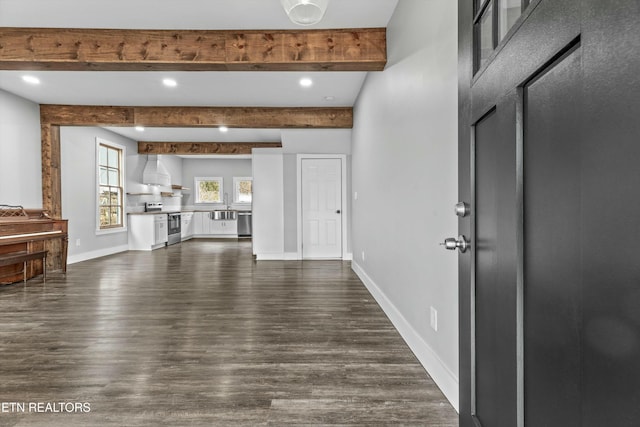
[209,219,238,236]
[192,212,237,237]
[181,212,194,240]
[129,214,167,251]
[193,212,208,235]
[154,215,168,245]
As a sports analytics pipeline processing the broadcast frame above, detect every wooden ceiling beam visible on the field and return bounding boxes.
[40,105,353,128]
[0,27,386,71]
[138,141,282,155]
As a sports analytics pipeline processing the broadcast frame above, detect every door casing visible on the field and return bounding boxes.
[296,154,348,260]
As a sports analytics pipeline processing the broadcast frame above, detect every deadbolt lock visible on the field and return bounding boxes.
[455,202,470,217]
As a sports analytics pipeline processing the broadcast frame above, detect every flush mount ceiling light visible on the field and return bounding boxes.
[299,77,313,87]
[281,0,329,26]
[22,75,40,85]
[219,126,229,133]
[162,78,177,87]
[135,126,145,132]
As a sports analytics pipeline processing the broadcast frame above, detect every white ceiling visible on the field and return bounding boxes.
[0,0,398,143]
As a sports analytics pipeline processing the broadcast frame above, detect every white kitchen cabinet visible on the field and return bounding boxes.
[192,212,237,237]
[129,214,167,251]
[209,219,238,236]
[181,212,194,240]
[154,214,168,245]
[193,212,210,235]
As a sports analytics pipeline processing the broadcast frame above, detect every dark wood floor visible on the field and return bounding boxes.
[0,239,458,426]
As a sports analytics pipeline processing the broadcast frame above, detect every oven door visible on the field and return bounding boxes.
[167,213,181,235]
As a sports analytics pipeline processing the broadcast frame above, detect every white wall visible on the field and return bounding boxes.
[281,129,353,256]
[281,129,352,155]
[61,127,141,263]
[351,0,459,410]
[252,149,284,259]
[0,89,42,207]
[181,158,252,210]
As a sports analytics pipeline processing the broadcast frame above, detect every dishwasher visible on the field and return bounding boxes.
[237,211,252,237]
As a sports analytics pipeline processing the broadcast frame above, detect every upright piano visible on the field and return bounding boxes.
[0,205,68,285]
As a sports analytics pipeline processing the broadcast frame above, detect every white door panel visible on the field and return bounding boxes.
[302,158,342,258]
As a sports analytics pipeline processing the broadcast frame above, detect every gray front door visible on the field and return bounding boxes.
[458,1,640,426]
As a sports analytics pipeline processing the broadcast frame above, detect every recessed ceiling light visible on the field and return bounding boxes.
[299,77,313,87]
[162,78,177,87]
[22,75,40,85]
[219,126,229,133]
[135,126,145,132]
[324,96,335,101]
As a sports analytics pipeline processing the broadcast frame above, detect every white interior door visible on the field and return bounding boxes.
[302,158,342,258]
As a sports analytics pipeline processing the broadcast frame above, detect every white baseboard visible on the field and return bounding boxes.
[256,253,286,260]
[67,244,129,265]
[258,253,350,261]
[343,252,353,261]
[351,261,459,412]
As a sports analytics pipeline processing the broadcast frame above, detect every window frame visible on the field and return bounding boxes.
[233,177,253,205]
[194,176,224,204]
[96,138,126,234]
[473,0,530,75]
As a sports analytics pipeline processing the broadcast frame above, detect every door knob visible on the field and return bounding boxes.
[336,210,341,214]
[441,235,469,253]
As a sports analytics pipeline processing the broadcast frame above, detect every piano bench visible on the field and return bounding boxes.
[0,250,48,284]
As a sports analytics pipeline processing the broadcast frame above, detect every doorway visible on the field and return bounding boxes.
[297,155,347,259]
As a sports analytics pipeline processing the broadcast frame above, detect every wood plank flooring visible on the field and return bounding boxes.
[0,239,458,426]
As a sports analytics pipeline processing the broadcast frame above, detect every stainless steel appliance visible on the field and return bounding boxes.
[237,211,252,237]
[167,212,181,245]
[145,202,163,212]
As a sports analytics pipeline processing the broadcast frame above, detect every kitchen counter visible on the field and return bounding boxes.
[191,209,252,212]
[128,210,250,216]
[128,211,181,215]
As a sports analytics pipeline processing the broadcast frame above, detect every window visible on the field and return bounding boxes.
[499,0,523,41]
[97,139,125,230]
[195,177,223,204]
[233,177,253,204]
[473,0,529,74]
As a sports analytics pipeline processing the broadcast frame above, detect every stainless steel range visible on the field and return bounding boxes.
[144,202,163,212]
[145,202,181,246]
[167,212,181,245]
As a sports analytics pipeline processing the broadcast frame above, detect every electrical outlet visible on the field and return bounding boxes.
[76,238,81,247]
[430,306,438,331]
[361,251,365,261]
[354,191,358,200]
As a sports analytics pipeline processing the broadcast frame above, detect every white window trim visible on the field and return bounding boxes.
[95,137,127,235]
[194,176,224,204]
[233,176,253,205]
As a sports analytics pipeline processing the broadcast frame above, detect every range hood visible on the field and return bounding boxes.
[142,155,171,186]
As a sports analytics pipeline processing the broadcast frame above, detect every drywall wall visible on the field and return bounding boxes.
[0,89,42,208]
[61,127,141,263]
[283,154,298,254]
[252,149,284,258]
[281,130,353,257]
[351,0,459,409]
[181,158,252,210]
[281,129,352,155]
